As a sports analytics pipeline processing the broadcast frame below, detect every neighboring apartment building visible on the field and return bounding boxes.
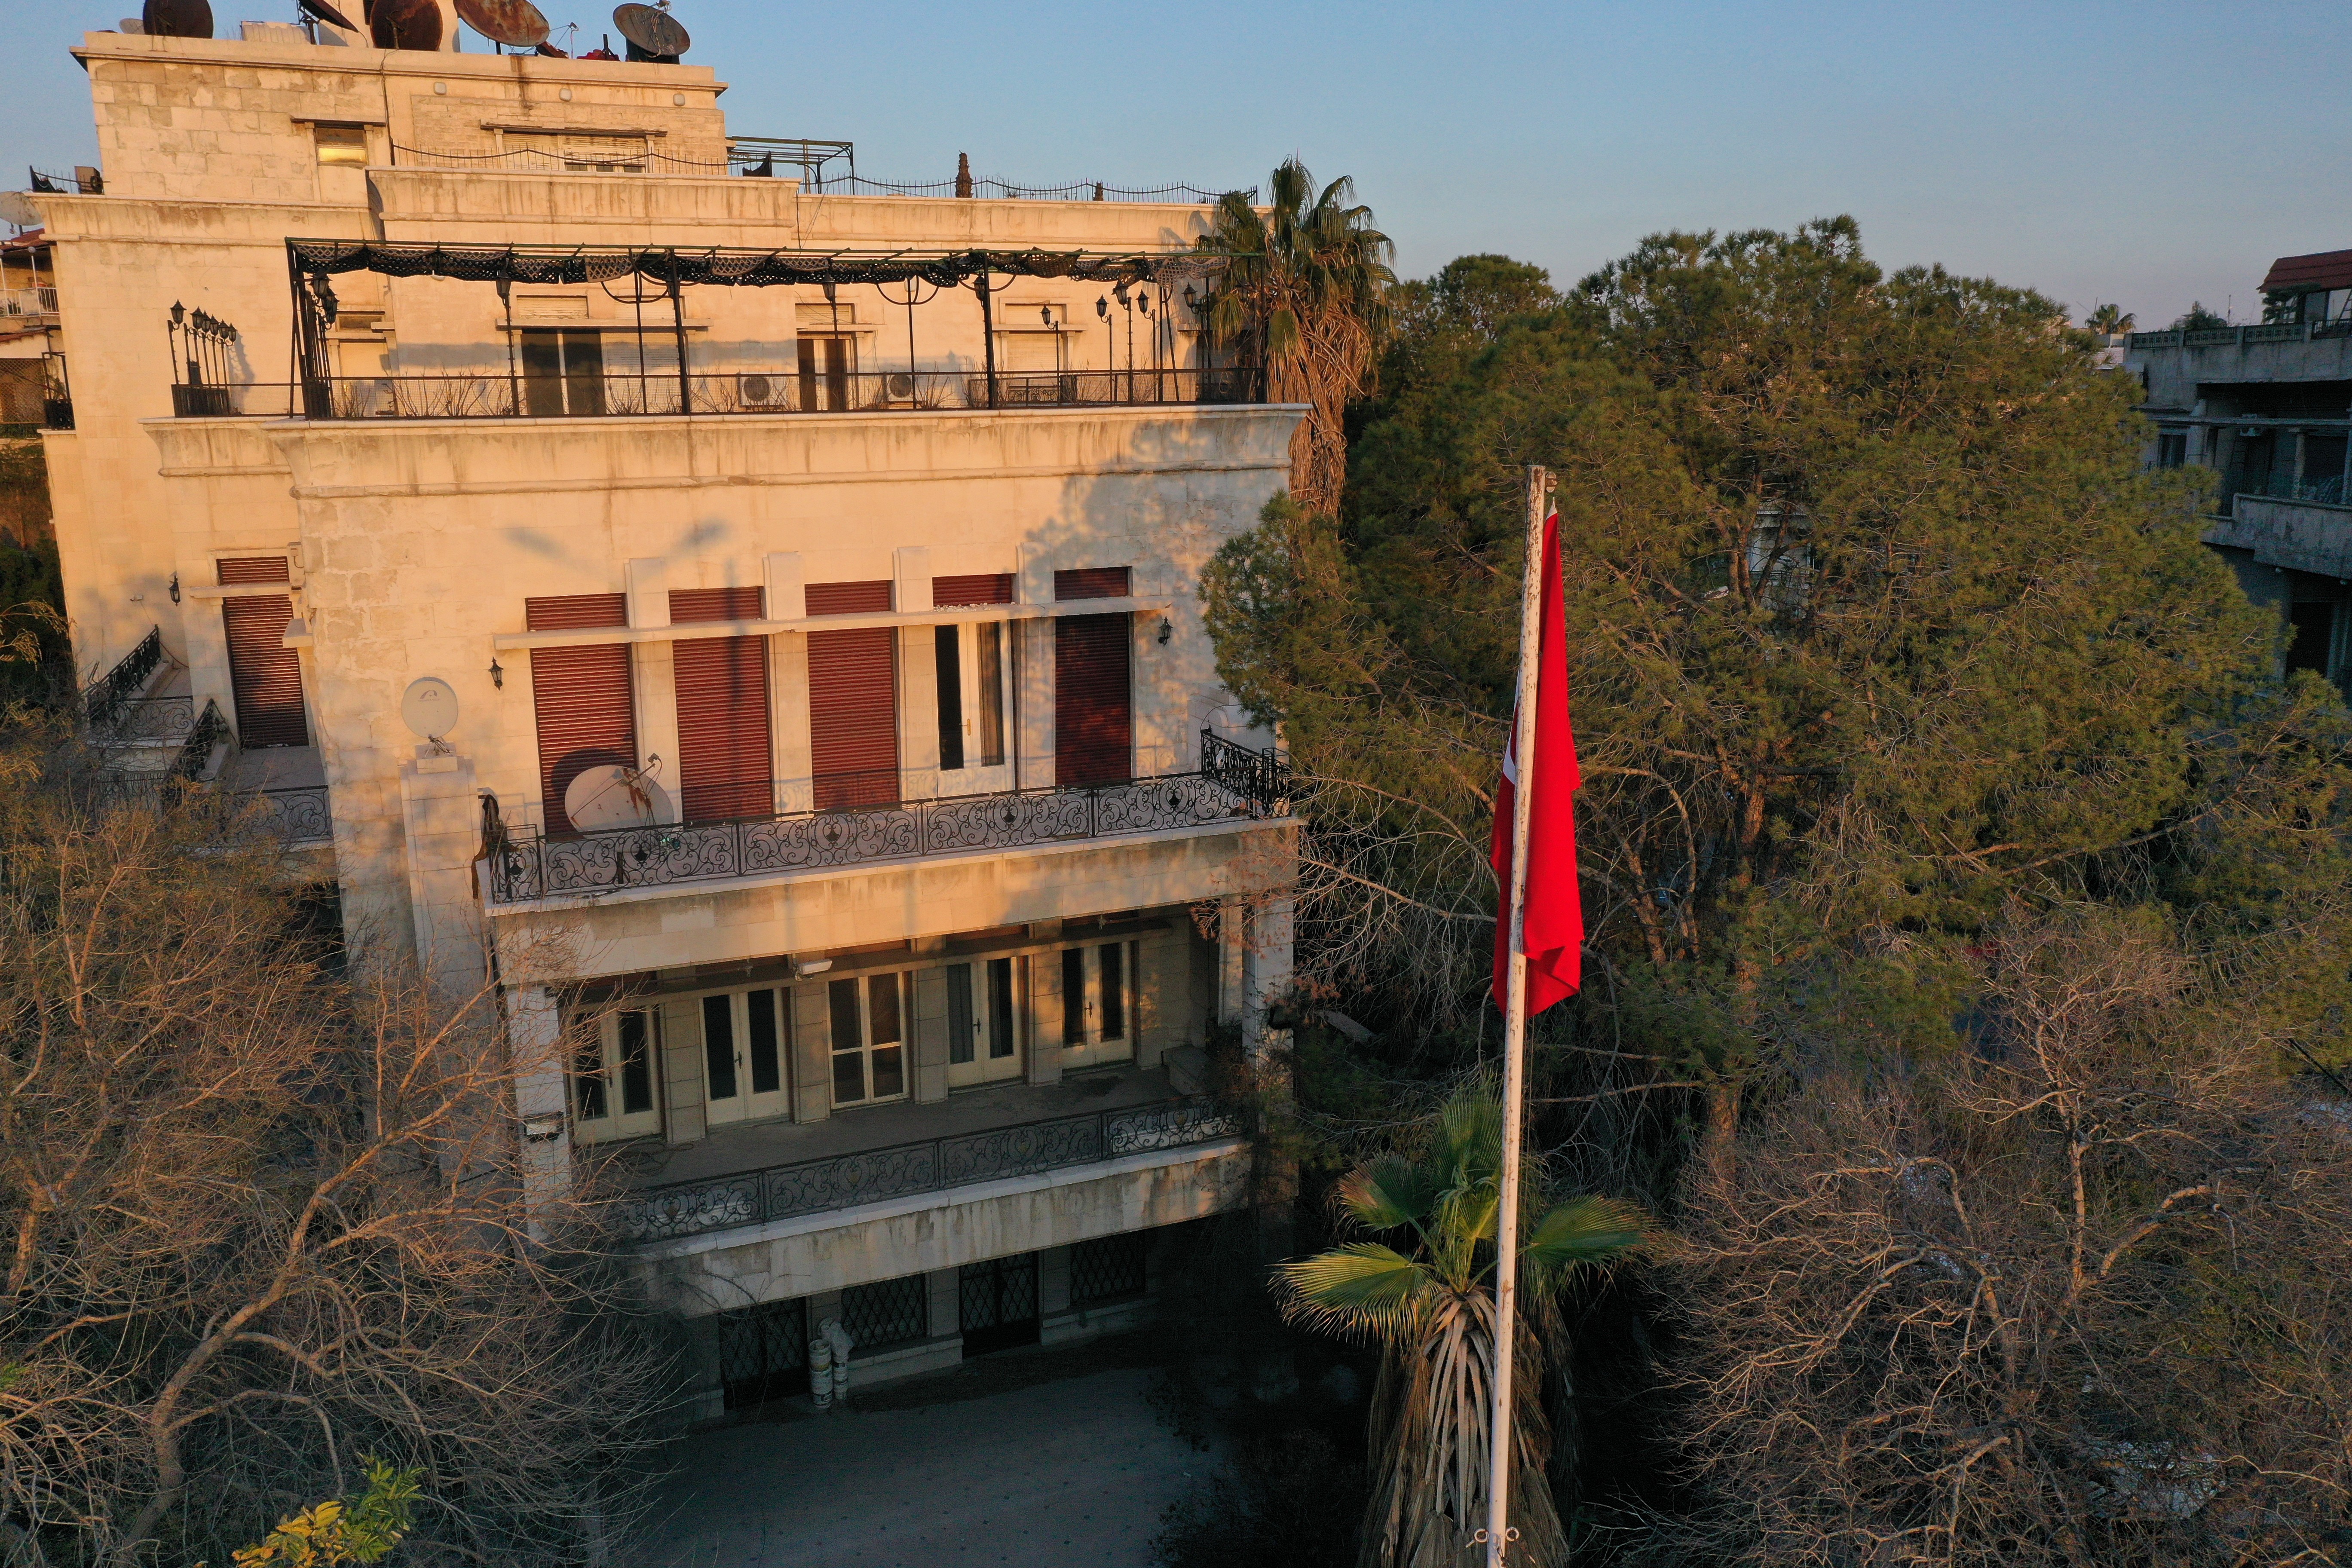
[0,230,60,427]
[32,21,1301,1418]
[2128,248,2352,686]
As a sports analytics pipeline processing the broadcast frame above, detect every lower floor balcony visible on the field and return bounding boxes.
[617,1061,1238,1248]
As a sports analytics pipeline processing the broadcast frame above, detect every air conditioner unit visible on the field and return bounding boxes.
[885,372,916,401]
[739,373,790,407]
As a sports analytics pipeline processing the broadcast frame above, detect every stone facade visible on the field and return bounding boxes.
[37,28,1298,1406]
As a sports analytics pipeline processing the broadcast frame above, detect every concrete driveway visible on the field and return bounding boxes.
[630,1357,1203,1568]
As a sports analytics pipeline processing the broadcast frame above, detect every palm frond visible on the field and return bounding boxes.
[1339,1153,1440,1231]
[1520,1194,1650,1289]
[1274,1242,1433,1343]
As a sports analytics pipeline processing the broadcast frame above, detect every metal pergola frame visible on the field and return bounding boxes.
[284,238,1233,416]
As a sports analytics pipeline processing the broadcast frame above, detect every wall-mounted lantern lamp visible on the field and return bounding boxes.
[1156,616,1172,646]
[167,572,180,605]
[487,655,504,689]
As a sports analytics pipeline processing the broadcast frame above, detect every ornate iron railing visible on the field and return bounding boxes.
[486,766,1265,904]
[1201,729,1290,814]
[95,695,196,744]
[257,786,333,846]
[84,627,162,730]
[620,1095,1241,1243]
[297,366,1262,421]
[173,698,230,784]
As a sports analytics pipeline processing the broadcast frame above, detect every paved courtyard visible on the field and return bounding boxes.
[630,1356,1204,1568]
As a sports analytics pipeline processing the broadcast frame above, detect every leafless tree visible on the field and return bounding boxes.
[0,745,673,1568]
[1643,910,2352,1566]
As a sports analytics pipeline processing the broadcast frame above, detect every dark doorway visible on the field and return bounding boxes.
[717,1296,808,1410]
[2286,599,2341,682]
[959,1253,1040,1358]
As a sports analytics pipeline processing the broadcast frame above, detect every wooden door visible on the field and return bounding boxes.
[1059,941,1136,1072]
[218,556,306,748]
[945,957,1023,1089]
[699,988,792,1127]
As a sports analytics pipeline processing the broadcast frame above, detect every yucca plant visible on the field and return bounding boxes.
[1277,1082,1646,1568]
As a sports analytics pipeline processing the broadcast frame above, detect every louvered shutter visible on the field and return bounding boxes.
[1055,612,1131,785]
[804,581,898,809]
[217,557,306,749]
[933,573,1015,607]
[1053,566,1130,602]
[222,598,307,747]
[527,593,634,837]
[671,587,772,823]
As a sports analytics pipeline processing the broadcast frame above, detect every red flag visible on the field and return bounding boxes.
[1491,515,1583,1014]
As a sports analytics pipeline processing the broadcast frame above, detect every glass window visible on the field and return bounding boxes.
[313,125,368,166]
[1061,947,1086,1046]
[827,972,909,1106]
[747,989,783,1096]
[1099,942,1125,1041]
[573,1008,659,1143]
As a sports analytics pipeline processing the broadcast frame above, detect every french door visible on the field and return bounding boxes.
[572,1008,661,1143]
[699,988,793,1127]
[1059,941,1136,1071]
[959,1253,1041,1357]
[945,957,1023,1089]
[932,620,1012,794]
[827,972,908,1107]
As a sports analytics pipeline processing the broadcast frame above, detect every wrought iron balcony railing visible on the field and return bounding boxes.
[620,1094,1241,1244]
[294,365,1263,421]
[83,626,162,730]
[486,763,1279,905]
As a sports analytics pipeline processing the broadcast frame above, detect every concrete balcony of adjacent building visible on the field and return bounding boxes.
[2127,319,2352,408]
[2203,490,2352,579]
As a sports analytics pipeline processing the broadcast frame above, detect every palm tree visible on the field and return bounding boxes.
[1200,159,1395,517]
[1277,1082,1647,1568]
[2085,302,2134,337]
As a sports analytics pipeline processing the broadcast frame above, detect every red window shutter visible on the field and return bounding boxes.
[808,625,897,808]
[222,594,307,748]
[1054,612,1131,785]
[805,580,894,616]
[671,587,772,823]
[933,573,1015,607]
[217,556,291,585]
[526,594,634,837]
[1054,567,1130,602]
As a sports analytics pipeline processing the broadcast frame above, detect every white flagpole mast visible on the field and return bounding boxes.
[1485,464,1551,1568]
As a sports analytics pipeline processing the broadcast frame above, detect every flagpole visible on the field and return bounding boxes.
[1485,464,1551,1568]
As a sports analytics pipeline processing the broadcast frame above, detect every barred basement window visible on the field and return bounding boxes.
[1071,1231,1148,1306]
[841,1273,928,1356]
[718,1296,808,1409]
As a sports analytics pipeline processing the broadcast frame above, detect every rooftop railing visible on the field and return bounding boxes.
[2130,321,2352,349]
[292,366,1262,421]
[621,1094,1241,1243]
[0,286,56,317]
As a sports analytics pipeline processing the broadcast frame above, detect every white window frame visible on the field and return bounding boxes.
[571,1007,662,1144]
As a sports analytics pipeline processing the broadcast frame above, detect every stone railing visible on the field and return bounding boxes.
[619,1095,1241,1244]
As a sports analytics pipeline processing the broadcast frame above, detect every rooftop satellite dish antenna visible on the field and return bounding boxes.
[297,0,359,31]
[369,0,443,50]
[612,1,686,60]
[456,0,549,49]
[401,676,462,746]
[564,761,671,833]
[141,0,214,37]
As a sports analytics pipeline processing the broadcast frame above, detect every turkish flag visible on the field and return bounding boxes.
[1490,515,1583,1015]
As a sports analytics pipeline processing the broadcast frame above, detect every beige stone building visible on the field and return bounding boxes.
[34,25,1299,1415]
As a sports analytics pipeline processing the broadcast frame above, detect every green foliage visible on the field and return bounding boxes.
[2084,302,2133,335]
[2170,300,2230,331]
[223,1459,420,1568]
[1202,218,2352,1091]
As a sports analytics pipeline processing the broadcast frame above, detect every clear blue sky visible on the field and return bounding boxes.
[6,0,2346,325]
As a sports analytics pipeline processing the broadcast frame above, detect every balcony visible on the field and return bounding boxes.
[485,737,1287,906]
[290,366,1261,422]
[0,286,56,318]
[618,1063,1239,1247]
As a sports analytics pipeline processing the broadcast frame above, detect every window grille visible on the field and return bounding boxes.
[1071,1231,1149,1307]
[842,1274,928,1356]
[959,1253,1041,1355]
[717,1296,807,1410]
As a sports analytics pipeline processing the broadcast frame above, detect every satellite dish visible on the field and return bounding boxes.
[612,2,686,58]
[0,193,38,230]
[400,675,461,741]
[297,0,359,30]
[564,763,670,832]
[456,0,549,47]
[141,0,214,37]
[369,0,442,50]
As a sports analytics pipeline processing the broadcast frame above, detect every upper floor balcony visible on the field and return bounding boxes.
[251,237,1262,424]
